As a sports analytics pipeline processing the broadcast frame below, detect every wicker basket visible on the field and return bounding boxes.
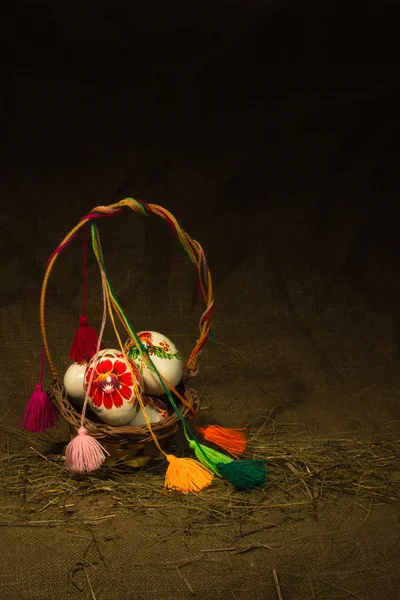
[40,199,213,464]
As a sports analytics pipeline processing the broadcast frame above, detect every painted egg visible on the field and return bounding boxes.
[84,348,144,426]
[126,331,183,395]
[64,362,86,406]
[129,397,169,426]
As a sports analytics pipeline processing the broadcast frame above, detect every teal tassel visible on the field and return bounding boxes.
[188,439,232,476]
[217,459,268,490]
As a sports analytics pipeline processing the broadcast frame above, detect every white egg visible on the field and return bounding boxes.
[64,362,86,406]
[127,331,183,395]
[129,397,169,426]
[84,348,144,426]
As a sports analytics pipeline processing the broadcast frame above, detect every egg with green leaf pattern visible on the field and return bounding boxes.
[126,331,183,395]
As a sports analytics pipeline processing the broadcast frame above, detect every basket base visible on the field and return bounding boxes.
[102,439,163,468]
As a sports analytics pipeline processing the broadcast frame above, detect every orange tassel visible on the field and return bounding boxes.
[196,425,247,458]
[164,454,213,494]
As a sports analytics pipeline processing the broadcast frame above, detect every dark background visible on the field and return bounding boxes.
[1,1,400,598]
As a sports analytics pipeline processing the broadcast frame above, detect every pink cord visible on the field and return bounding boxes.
[80,267,108,428]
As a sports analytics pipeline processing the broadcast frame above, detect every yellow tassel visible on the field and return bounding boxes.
[164,454,214,494]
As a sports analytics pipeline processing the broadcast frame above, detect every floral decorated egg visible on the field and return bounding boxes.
[126,331,183,395]
[129,397,169,426]
[84,348,144,426]
[64,362,86,406]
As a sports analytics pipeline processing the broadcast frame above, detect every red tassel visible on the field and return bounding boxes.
[69,314,100,363]
[65,426,108,473]
[196,425,247,458]
[20,383,58,433]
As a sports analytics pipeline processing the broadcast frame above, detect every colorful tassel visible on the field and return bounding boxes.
[188,439,233,476]
[187,431,267,489]
[217,459,268,490]
[196,424,247,457]
[20,382,58,433]
[164,454,213,493]
[21,344,58,433]
[69,314,100,362]
[65,426,108,473]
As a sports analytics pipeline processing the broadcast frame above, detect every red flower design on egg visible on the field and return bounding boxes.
[139,332,153,343]
[139,332,155,354]
[86,358,135,410]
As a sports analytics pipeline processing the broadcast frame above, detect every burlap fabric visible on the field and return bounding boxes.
[1,3,400,599]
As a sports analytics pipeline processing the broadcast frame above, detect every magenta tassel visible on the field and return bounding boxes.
[20,383,58,433]
[65,427,108,473]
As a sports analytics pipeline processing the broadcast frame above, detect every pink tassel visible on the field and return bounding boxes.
[20,382,58,433]
[65,426,108,473]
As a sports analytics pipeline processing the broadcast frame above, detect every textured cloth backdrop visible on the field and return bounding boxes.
[1,2,400,599]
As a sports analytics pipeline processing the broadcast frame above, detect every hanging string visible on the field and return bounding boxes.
[89,223,213,493]
[90,220,247,458]
[65,266,110,472]
[90,224,240,466]
[79,270,108,428]
[38,343,45,386]
[69,227,101,363]
[82,228,88,316]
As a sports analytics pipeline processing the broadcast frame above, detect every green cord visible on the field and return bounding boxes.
[90,222,267,489]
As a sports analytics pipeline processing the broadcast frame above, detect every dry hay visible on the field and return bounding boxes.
[0,416,399,532]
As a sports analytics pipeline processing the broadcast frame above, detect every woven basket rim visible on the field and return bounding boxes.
[50,381,199,444]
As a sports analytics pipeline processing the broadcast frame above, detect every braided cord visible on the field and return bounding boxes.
[40,199,214,382]
[89,223,213,461]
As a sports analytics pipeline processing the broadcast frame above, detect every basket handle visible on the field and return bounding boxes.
[40,198,214,382]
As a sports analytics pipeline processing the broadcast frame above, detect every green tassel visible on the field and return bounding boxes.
[188,439,233,476]
[217,459,268,490]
